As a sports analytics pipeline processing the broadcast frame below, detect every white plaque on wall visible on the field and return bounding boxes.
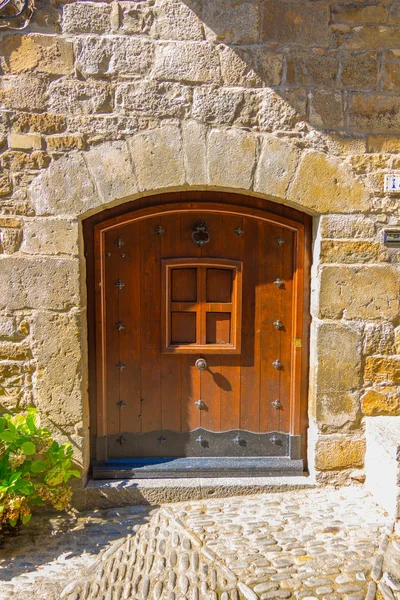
[384,174,400,192]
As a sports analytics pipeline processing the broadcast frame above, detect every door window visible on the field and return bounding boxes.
[162,258,242,354]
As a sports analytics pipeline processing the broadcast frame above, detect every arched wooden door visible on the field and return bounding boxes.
[85,193,311,478]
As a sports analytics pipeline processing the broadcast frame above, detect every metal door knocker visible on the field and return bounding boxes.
[191,221,210,247]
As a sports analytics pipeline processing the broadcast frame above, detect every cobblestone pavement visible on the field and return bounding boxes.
[0,487,398,600]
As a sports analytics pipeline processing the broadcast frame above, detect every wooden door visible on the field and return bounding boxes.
[89,197,310,470]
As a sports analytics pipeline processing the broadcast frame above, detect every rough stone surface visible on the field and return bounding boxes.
[319,266,399,320]
[362,388,400,416]
[208,128,256,189]
[254,136,300,199]
[29,153,100,216]
[0,257,80,311]
[129,125,185,191]
[83,141,138,203]
[315,437,366,470]
[288,152,368,213]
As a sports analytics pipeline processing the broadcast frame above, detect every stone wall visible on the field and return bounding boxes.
[0,0,400,485]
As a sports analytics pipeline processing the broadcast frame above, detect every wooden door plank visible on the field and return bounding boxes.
[278,229,295,434]
[240,216,261,432]
[199,213,223,432]
[220,214,243,431]
[180,212,201,433]
[118,221,142,435]
[160,213,183,433]
[140,216,162,434]
[104,229,122,437]
[259,224,282,435]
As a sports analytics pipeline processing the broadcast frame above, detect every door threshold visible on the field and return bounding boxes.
[92,456,304,479]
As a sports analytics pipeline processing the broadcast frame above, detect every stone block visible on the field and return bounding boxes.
[350,94,400,132]
[1,228,22,254]
[364,322,395,356]
[207,128,257,191]
[219,45,282,88]
[182,120,207,186]
[202,0,261,44]
[0,34,73,76]
[315,437,365,470]
[31,312,85,425]
[8,133,43,150]
[288,151,368,213]
[315,323,361,394]
[75,37,154,78]
[151,0,204,40]
[388,3,400,25]
[364,357,400,385]
[362,388,400,416]
[350,154,389,174]
[12,113,66,135]
[84,141,138,203]
[319,266,399,320]
[0,75,49,111]
[340,52,378,89]
[0,172,11,197]
[320,240,386,263]
[316,392,361,432]
[67,115,140,143]
[29,153,100,216]
[258,89,300,132]
[396,326,400,354]
[344,26,400,51]
[332,4,387,24]
[120,1,154,35]
[309,91,344,129]
[46,134,86,152]
[0,217,21,228]
[286,52,338,88]
[382,63,400,92]
[0,257,80,311]
[367,136,400,153]
[192,86,242,124]
[1,151,50,171]
[262,1,330,46]
[153,41,220,84]
[0,341,31,360]
[319,215,375,239]
[62,2,112,34]
[48,79,113,115]
[253,135,300,200]
[21,218,79,256]
[115,81,190,118]
[129,125,185,191]
[0,317,16,339]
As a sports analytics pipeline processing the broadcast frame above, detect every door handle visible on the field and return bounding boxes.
[195,358,207,371]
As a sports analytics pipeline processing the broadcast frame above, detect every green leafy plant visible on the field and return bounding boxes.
[0,408,80,529]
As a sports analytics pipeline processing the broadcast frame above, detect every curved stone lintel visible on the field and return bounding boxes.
[27,125,370,219]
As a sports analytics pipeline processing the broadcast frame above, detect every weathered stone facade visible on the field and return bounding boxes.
[0,0,400,487]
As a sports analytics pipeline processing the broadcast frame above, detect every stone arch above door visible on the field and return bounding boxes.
[27,123,369,220]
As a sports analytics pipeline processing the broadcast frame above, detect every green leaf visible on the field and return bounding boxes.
[9,471,22,484]
[9,518,17,527]
[0,431,17,443]
[15,480,32,494]
[68,470,81,478]
[22,513,32,524]
[26,410,39,433]
[31,460,47,473]
[21,442,36,455]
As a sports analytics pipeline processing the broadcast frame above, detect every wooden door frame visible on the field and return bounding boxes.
[83,192,312,467]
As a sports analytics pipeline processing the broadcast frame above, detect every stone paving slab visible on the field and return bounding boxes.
[0,487,396,600]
